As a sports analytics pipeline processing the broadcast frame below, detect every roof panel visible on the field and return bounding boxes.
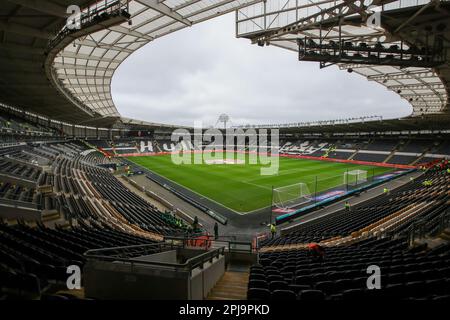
[44,0,448,121]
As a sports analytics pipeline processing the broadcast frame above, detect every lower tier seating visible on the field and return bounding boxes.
[249,238,450,300]
[0,220,153,298]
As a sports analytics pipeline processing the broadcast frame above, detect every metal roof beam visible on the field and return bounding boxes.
[388,83,445,90]
[65,84,109,90]
[58,51,121,63]
[368,71,435,81]
[58,74,111,80]
[0,20,52,39]
[108,25,154,41]
[53,63,111,72]
[5,0,67,17]
[80,97,112,104]
[136,0,192,26]
[75,39,134,53]
[0,42,45,55]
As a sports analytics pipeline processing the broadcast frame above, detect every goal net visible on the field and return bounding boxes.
[272,183,312,210]
[344,170,368,187]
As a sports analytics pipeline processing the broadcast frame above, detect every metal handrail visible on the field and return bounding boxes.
[164,235,254,253]
[48,0,130,50]
[406,208,450,245]
[84,243,226,272]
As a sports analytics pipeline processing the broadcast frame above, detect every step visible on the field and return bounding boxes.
[207,295,236,301]
[209,290,247,300]
[213,284,248,291]
[42,211,60,222]
[207,271,249,300]
[208,289,247,300]
[439,233,450,241]
[220,275,248,281]
[221,272,249,278]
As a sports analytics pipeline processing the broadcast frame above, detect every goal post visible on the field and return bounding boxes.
[344,169,368,188]
[272,182,313,210]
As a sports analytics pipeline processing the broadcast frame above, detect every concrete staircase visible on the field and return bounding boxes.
[384,149,398,163]
[207,271,249,300]
[348,149,359,160]
[439,228,450,241]
[411,147,431,165]
[413,228,450,249]
[41,210,60,223]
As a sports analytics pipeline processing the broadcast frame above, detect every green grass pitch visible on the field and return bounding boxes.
[127,153,392,213]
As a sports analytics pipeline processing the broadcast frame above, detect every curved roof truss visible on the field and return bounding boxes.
[43,0,450,125]
[46,0,263,119]
[236,0,450,116]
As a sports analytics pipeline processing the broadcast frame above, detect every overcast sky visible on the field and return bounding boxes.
[112,13,412,127]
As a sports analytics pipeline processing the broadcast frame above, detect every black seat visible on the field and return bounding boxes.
[41,294,70,301]
[334,278,352,292]
[432,295,450,301]
[267,275,284,283]
[405,281,427,298]
[295,275,313,286]
[315,281,335,295]
[271,290,297,300]
[425,279,448,296]
[269,281,288,292]
[248,288,271,300]
[248,279,269,290]
[342,288,366,300]
[385,283,404,298]
[299,290,325,301]
[288,284,310,295]
[387,273,405,284]
[249,273,266,282]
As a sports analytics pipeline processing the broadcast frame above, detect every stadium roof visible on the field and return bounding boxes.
[0,0,262,126]
[0,0,449,130]
[237,0,450,117]
[0,0,99,124]
[277,113,450,134]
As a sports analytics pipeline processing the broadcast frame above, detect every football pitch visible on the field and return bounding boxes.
[127,153,392,213]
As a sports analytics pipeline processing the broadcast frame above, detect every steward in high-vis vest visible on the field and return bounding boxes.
[270,224,277,239]
[344,201,351,212]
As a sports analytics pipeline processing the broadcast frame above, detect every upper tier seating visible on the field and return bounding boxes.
[352,153,388,162]
[86,140,111,149]
[388,155,417,165]
[0,114,58,138]
[279,138,450,165]
[360,139,399,152]
[280,140,329,155]
[400,140,435,153]
[434,141,450,155]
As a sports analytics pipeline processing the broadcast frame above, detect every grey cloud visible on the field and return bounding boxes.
[112,13,412,127]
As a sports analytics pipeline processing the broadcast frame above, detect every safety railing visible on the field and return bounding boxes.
[406,208,450,246]
[48,0,130,50]
[164,235,254,254]
[0,195,39,210]
[85,242,225,274]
